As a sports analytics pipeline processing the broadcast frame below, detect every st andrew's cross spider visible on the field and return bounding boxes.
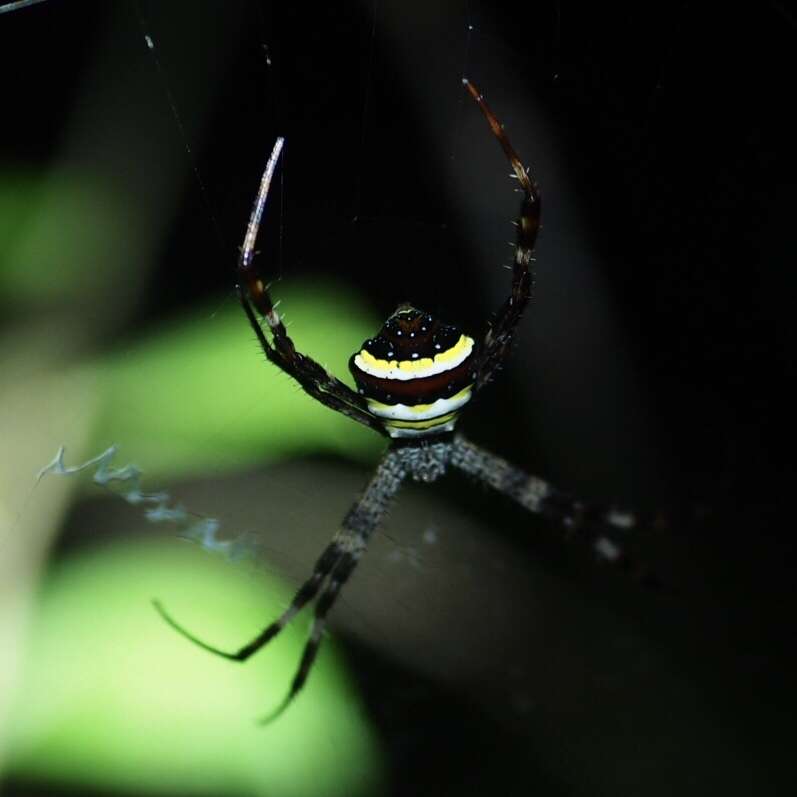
[154,79,644,722]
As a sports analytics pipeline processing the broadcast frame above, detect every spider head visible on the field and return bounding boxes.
[349,306,477,439]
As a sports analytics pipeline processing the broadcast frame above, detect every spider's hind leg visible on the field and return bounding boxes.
[450,434,657,582]
[257,548,361,724]
[154,449,407,719]
[152,538,345,662]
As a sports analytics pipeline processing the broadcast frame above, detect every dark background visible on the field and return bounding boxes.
[2,1,795,795]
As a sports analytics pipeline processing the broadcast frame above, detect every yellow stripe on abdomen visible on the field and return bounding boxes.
[353,334,474,381]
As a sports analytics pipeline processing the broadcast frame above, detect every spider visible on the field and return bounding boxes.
[154,79,643,721]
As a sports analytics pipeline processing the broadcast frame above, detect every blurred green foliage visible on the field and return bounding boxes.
[5,538,383,796]
[0,167,124,303]
[1,164,385,476]
[2,163,387,795]
[88,283,385,478]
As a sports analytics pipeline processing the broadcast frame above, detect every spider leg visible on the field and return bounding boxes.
[155,449,406,718]
[257,551,358,724]
[152,538,343,661]
[463,79,541,390]
[451,434,653,578]
[256,449,406,719]
[237,138,388,436]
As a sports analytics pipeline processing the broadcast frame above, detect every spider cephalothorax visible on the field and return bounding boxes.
[350,305,477,438]
[155,79,644,722]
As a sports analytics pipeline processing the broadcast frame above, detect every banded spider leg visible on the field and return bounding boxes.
[155,450,406,722]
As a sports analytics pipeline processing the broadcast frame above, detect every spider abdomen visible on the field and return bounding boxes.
[349,305,477,439]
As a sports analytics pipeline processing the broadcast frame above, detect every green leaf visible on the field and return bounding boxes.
[5,538,384,797]
[89,282,385,477]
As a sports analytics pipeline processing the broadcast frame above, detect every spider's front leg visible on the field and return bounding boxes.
[236,138,387,436]
[155,449,407,721]
[463,80,541,389]
[450,434,654,580]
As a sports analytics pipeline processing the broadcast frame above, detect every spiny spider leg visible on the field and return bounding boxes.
[156,449,406,719]
[258,450,406,718]
[257,550,360,724]
[236,138,388,436]
[451,434,653,578]
[462,79,541,390]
